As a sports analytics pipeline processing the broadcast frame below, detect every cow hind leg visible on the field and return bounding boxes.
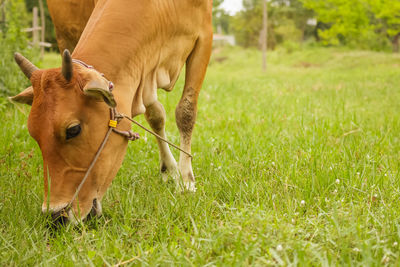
[175,34,212,192]
[175,89,197,192]
[144,101,179,182]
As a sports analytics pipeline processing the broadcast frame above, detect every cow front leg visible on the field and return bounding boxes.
[144,101,179,182]
[175,33,212,192]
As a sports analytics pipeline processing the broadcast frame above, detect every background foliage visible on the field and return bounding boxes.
[24,0,57,48]
[0,0,36,98]
[213,0,400,52]
[229,0,314,49]
[301,0,400,52]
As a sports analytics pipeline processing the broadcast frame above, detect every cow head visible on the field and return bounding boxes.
[10,50,128,224]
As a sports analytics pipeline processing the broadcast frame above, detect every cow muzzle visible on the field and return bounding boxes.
[42,199,102,226]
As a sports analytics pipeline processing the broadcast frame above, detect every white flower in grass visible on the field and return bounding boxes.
[276,244,283,251]
[300,200,306,206]
[335,179,340,184]
[393,242,398,247]
[353,247,361,253]
[382,255,390,264]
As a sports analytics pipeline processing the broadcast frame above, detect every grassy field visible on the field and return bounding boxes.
[1,46,400,265]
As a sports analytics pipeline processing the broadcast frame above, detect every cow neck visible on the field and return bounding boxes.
[70,53,124,84]
[71,33,143,86]
[71,51,142,112]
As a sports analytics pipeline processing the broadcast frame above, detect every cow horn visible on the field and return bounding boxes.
[62,49,73,81]
[14,53,39,79]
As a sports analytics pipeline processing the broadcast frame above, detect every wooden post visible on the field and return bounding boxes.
[392,33,400,53]
[262,0,268,72]
[32,7,39,48]
[22,5,51,50]
[39,0,45,58]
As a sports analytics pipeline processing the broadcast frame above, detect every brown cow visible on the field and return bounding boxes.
[11,0,212,224]
[47,0,98,53]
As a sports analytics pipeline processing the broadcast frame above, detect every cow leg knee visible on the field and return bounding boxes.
[175,89,197,192]
[145,101,178,182]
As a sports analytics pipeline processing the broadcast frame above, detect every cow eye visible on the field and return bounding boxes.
[66,124,81,140]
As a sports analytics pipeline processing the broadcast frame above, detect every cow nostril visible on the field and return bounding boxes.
[48,209,69,226]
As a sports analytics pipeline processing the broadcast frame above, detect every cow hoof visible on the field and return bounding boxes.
[184,181,196,192]
[161,162,179,183]
[161,169,180,183]
[176,180,196,193]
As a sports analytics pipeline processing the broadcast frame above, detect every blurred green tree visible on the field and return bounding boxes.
[231,0,313,49]
[213,0,232,34]
[0,0,37,97]
[368,0,400,52]
[301,0,400,51]
[231,0,265,47]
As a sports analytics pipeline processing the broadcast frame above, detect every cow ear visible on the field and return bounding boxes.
[9,86,34,105]
[83,79,116,108]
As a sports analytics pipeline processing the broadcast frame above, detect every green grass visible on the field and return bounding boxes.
[1,47,400,265]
